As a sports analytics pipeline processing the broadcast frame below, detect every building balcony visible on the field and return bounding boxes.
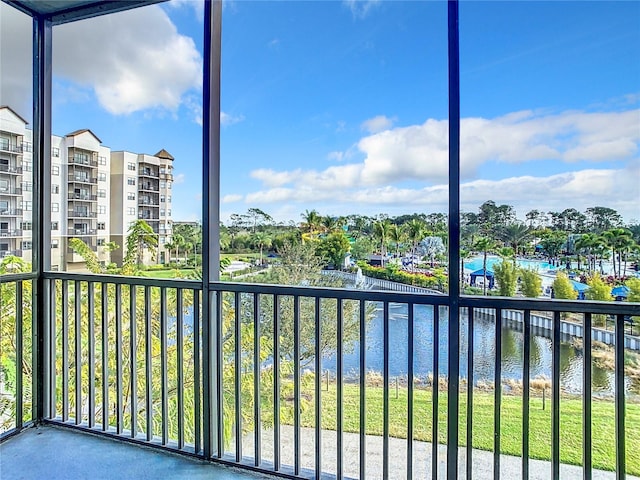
[0,142,23,154]
[0,273,637,480]
[68,211,97,218]
[0,187,22,196]
[138,199,159,206]
[68,175,98,185]
[139,183,160,192]
[0,164,23,175]
[0,208,23,216]
[139,169,160,178]
[138,213,160,220]
[0,229,22,237]
[68,228,97,235]
[68,193,98,201]
[0,249,21,258]
[69,156,98,167]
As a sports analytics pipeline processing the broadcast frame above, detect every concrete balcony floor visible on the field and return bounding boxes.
[0,425,273,480]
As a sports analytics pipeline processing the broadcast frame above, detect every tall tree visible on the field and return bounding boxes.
[603,228,634,279]
[406,219,426,270]
[473,237,495,295]
[252,231,272,266]
[499,223,531,259]
[124,219,158,271]
[372,220,390,266]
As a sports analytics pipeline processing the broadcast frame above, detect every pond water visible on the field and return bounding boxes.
[323,303,634,396]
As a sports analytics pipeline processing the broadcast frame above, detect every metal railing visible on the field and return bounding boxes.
[3,272,638,478]
[0,164,23,174]
[0,229,22,237]
[0,187,23,196]
[68,193,97,201]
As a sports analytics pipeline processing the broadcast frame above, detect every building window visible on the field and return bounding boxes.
[127,162,136,171]
[160,209,165,217]
[52,147,60,157]
[21,182,33,192]
[24,161,32,172]
[160,195,165,203]
[25,201,33,211]
[167,196,172,203]
[127,177,136,186]
[127,208,136,215]
[167,209,171,217]
[98,172,107,181]
[167,181,172,189]
[51,184,59,194]
[98,205,106,214]
[159,237,165,245]
[22,141,32,152]
[51,221,58,231]
[98,156,107,165]
[52,165,59,175]
[160,181,166,189]
[21,241,32,250]
[98,189,106,198]
[97,222,105,230]
[51,239,59,249]
[97,238,105,246]
[51,203,58,212]
[20,221,32,230]
[127,192,136,200]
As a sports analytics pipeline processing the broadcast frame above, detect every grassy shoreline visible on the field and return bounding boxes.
[268,383,640,475]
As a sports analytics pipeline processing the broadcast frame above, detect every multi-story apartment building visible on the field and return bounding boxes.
[0,105,173,271]
[110,149,173,265]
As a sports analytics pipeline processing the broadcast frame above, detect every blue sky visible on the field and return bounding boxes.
[1,0,638,224]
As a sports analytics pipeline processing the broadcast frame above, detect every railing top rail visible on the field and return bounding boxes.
[43,271,201,290]
[0,272,37,283]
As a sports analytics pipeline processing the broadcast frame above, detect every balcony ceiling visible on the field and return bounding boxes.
[4,0,166,25]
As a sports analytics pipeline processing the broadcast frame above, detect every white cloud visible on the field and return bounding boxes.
[222,194,243,203]
[168,0,204,21]
[0,3,204,117]
[173,173,186,184]
[343,0,381,19]
[50,6,202,115]
[328,151,345,162]
[361,115,396,134]
[221,111,245,126]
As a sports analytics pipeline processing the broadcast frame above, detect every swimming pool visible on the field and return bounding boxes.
[464,255,558,272]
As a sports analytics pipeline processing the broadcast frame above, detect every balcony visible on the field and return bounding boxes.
[0,229,22,237]
[68,192,98,201]
[0,208,23,216]
[0,164,23,175]
[68,174,98,185]
[68,228,97,235]
[0,187,22,196]
[139,169,160,178]
[0,249,21,257]
[69,155,98,167]
[0,272,638,480]
[68,211,97,218]
[139,183,160,192]
[0,142,22,154]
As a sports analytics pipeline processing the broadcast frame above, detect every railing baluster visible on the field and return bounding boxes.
[383,301,390,480]
[115,283,123,434]
[15,282,23,428]
[129,285,137,439]
[337,298,344,480]
[359,299,366,480]
[407,302,414,480]
[615,313,626,480]
[583,312,592,480]
[234,291,242,461]
[273,294,281,471]
[216,290,224,458]
[522,310,531,480]
[253,292,262,466]
[177,288,184,449]
[193,289,201,455]
[87,282,95,429]
[49,280,57,419]
[161,287,168,445]
[432,305,439,480]
[294,296,301,476]
[315,296,322,480]
[102,282,109,431]
[62,280,69,423]
[145,285,152,441]
[552,310,561,479]
[466,307,474,480]
[494,308,502,480]
[74,280,82,425]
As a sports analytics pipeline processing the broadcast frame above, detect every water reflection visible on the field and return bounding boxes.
[323,303,630,395]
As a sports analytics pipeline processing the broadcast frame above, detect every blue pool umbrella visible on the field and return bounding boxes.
[611,285,630,299]
[570,280,590,300]
[470,269,495,289]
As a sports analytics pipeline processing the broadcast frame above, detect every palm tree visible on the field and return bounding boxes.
[124,219,158,269]
[387,223,404,259]
[499,223,531,260]
[252,232,272,266]
[474,237,495,295]
[603,228,634,279]
[406,219,426,270]
[301,209,322,236]
[372,220,390,267]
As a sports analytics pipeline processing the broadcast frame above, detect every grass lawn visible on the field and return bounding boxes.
[268,383,640,474]
[139,268,196,279]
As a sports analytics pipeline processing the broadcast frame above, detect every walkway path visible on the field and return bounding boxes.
[238,425,638,480]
